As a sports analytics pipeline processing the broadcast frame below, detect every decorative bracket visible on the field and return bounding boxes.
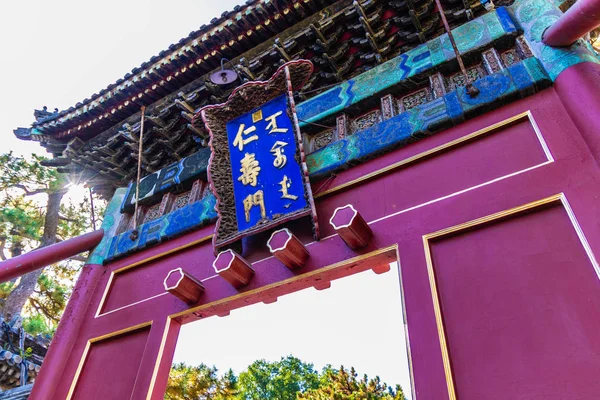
[213,249,255,288]
[267,228,309,270]
[329,204,373,249]
[164,268,205,305]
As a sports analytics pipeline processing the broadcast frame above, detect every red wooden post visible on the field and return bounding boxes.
[164,268,204,305]
[28,263,105,400]
[0,229,104,283]
[213,249,254,288]
[267,228,309,270]
[543,0,600,46]
[329,205,373,250]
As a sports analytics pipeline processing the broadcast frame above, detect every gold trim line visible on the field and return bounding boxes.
[95,234,213,317]
[66,321,153,400]
[422,193,564,400]
[315,111,535,199]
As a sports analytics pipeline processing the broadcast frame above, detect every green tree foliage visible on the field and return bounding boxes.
[0,152,105,335]
[299,365,406,400]
[237,356,320,400]
[165,362,237,400]
[165,356,406,400]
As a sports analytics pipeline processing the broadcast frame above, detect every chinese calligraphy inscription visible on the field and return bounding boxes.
[226,94,309,232]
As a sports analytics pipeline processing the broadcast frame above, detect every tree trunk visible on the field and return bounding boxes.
[10,240,23,258]
[1,189,66,322]
[7,240,23,285]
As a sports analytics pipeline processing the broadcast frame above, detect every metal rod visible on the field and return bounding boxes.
[297,119,335,129]
[298,82,340,95]
[314,173,337,195]
[284,65,320,240]
[131,106,146,239]
[19,328,26,387]
[88,187,96,231]
[434,0,479,97]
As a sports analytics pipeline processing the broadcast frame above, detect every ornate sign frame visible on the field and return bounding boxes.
[196,60,319,252]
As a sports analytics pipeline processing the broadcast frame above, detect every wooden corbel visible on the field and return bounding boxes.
[213,249,255,289]
[164,268,204,305]
[329,204,373,249]
[267,228,309,270]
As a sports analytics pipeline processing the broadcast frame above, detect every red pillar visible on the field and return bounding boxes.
[0,229,104,283]
[554,62,600,167]
[543,0,600,46]
[134,319,181,400]
[29,263,105,400]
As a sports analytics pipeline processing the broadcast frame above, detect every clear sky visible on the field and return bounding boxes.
[1,2,413,397]
[0,0,243,157]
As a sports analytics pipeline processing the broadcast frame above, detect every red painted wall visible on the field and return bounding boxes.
[32,79,600,400]
[431,204,600,399]
[72,326,151,399]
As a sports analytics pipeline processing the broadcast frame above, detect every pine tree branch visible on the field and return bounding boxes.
[12,185,47,197]
[30,300,59,323]
[58,215,78,223]
[30,301,42,314]
[28,298,60,323]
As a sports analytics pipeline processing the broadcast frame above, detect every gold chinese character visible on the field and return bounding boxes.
[265,111,289,134]
[270,141,288,169]
[243,190,266,222]
[278,175,298,200]
[238,153,261,187]
[233,124,258,151]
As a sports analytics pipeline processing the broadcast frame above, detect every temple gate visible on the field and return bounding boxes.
[5,0,600,399]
